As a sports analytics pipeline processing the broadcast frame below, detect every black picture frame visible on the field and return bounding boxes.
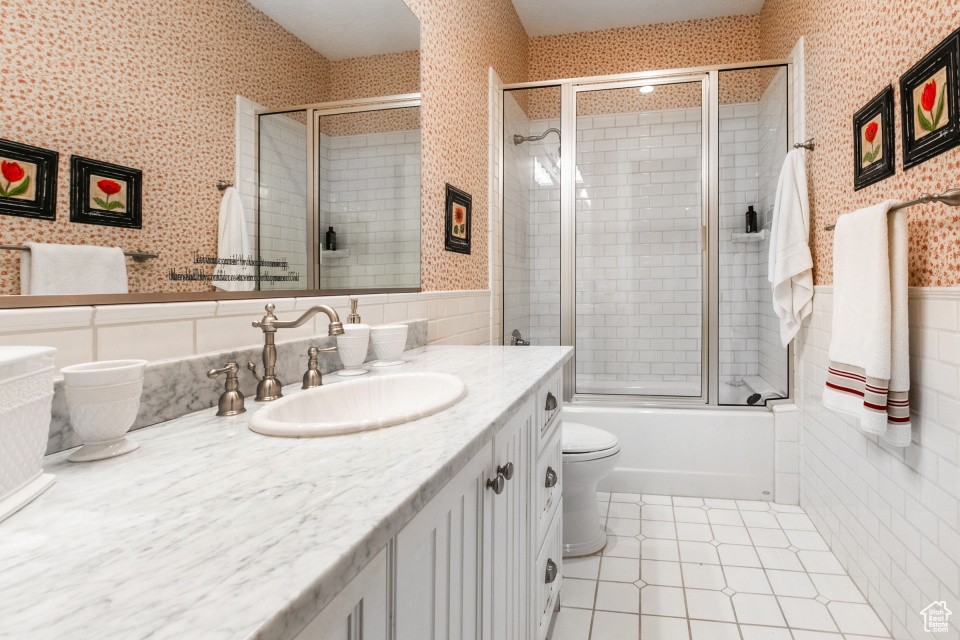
[444,183,471,255]
[70,155,142,229]
[0,138,58,221]
[900,28,960,169]
[853,85,896,190]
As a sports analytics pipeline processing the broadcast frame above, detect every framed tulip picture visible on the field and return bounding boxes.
[900,27,960,169]
[444,183,471,255]
[69,155,142,228]
[853,85,895,191]
[0,138,58,221]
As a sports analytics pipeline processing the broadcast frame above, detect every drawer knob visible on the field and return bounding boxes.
[545,391,558,412]
[486,474,505,495]
[544,467,558,488]
[497,462,515,481]
[545,558,558,584]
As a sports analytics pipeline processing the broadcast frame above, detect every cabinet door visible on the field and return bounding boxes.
[484,398,534,640]
[395,441,491,640]
[294,548,388,640]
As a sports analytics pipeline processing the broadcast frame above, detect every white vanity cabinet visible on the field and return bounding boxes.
[298,374,564,640]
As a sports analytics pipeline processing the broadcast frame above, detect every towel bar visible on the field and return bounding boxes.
[0,245,159,263]
[793,138,815,151]
[824,188,960,231]
[215,180,234,192]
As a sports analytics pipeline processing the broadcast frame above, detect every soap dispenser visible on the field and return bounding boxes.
[347,297,361,324]
[745,206,758,233]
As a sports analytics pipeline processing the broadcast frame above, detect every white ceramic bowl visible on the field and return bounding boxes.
[61,360,147,462]
[336,333,370,376]
[371,324,408,367]
[61,359,147,387]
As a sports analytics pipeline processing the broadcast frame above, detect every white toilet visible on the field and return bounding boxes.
[561,421,621,557]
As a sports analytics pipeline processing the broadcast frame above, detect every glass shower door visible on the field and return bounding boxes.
[573,78,707,399]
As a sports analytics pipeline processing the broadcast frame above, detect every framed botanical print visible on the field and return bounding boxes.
[0,138,58,221]
[900,28,960,169]
[70,155,142,228]
[853,85,896,190]
[444,183,471,255]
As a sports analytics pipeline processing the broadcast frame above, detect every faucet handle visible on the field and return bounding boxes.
[207,361,245,416]
[252,303,278,330]
[246,361,262,382]
[207,361,240,380]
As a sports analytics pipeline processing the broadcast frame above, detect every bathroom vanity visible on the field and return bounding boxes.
[0,345,571,640]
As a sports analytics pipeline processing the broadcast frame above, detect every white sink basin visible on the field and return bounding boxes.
[248,372,467,437]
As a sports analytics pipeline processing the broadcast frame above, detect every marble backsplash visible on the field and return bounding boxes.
[46,319,428,454]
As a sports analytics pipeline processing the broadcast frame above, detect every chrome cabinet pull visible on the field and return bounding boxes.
[545,559,558,584]
[544,467,558,488]
[497,462,514,481]
[486,474,505,495]
[545,391,558,411]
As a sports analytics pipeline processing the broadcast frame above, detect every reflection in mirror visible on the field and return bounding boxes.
[0,0,420,303]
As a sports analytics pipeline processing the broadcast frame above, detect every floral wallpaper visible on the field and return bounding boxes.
[760,0,960,286]
[404,0,529,291]
[0,0,335,295]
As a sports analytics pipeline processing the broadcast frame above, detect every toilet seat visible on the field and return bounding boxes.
[562,421,620,461]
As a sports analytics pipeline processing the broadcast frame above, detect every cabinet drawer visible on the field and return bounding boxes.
[536,369,562,449]
[535,506,563,640]
[535,426,562,553]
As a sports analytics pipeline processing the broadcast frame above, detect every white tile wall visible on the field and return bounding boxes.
[796,287,960,639]
[256,111,309,290]
[573,105,704,390]
[319,128,421,289]
[502,90,533,346]
[0,291,492,374]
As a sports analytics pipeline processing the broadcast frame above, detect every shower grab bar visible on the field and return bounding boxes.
[0,244,159,263]
[824,188,960,230]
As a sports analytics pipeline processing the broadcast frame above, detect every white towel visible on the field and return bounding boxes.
[214,186,254,292]
[20,242,128,295]
[823,201,911,446]
[768,149,814,346]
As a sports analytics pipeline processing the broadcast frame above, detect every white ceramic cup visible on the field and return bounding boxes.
[371,324,408,367]
[60,360,147,462]
[336,332,370,376]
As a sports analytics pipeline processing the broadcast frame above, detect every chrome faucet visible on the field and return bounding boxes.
[248,303,344,401]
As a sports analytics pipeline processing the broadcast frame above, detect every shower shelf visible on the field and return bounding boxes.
[321,249,350,259]
[731,230,767,243]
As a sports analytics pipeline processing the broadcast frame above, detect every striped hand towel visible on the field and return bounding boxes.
[823,201,911,446]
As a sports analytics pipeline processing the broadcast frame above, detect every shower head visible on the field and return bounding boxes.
[512,128,561,146]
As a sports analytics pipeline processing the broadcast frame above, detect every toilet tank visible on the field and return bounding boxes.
[0,346,56,519]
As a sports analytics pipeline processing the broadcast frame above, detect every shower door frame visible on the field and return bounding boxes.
[499,60,795,408]
[256,93,421,290]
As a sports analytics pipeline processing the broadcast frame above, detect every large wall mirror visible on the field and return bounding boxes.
[0,0,420,307]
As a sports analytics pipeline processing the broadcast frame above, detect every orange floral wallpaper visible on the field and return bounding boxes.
[0,0,334,295]
[760,0,960,286]
[404,0,529,291]
[528,16,761,82]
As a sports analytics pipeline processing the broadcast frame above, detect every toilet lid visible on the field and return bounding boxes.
[562,421,619,454]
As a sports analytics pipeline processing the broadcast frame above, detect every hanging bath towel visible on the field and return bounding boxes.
[768,149,814,346]
[215,186,255,292]
[20,242,128,295]
[823,201,911,446]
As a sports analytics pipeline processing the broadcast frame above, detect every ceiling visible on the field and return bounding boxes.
[246,0,420,61]
[511,0,765,37]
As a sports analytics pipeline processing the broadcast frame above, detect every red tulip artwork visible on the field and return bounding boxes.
[0,160,29,198]
[917,74,945,132]
[862,119,881,165]
[93,178,125,211]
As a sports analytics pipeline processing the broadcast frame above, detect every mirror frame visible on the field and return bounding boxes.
[1,94,423,309]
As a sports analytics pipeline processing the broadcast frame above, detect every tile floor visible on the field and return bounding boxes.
[552,493,892,640]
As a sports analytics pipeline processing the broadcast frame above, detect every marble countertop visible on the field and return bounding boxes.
[0,345,572,640]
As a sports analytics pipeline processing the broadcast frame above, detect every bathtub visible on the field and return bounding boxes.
[562,403,775,501]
